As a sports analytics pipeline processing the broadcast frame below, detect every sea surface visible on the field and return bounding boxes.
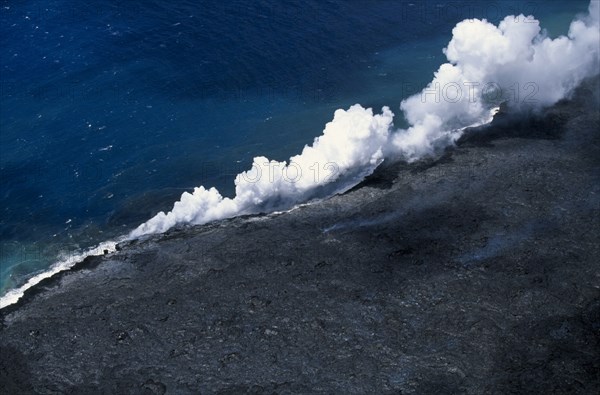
[0,0,590,298]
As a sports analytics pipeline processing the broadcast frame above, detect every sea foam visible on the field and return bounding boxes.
[0,240,122,309]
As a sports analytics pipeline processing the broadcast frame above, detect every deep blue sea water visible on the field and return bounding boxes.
[0,0,590,297]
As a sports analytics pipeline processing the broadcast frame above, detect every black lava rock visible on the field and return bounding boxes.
[1,78,599,394]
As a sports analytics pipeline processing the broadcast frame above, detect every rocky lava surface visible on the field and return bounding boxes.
[1,80,599,394]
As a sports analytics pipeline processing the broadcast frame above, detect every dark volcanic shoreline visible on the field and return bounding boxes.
[1,79,599,394]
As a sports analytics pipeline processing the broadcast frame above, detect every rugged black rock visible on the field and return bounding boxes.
[1,79,599,394]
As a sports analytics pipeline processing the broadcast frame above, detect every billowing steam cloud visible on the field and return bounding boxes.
[391,0,600,160]
[131,105,394,237]
[131,1,599,238]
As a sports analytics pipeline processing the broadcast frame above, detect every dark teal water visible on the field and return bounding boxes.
[0,0,589,296]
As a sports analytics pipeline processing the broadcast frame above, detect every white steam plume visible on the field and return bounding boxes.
[131,105,393,237]
[391,0,600,161]
[131,1,599,238]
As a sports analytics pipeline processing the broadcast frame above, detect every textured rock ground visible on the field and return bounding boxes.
[1,79,599,394]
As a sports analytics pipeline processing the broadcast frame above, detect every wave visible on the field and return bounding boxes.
[0,239,123,309]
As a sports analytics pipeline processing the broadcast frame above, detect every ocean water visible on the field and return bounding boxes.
[0,0,590,299]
